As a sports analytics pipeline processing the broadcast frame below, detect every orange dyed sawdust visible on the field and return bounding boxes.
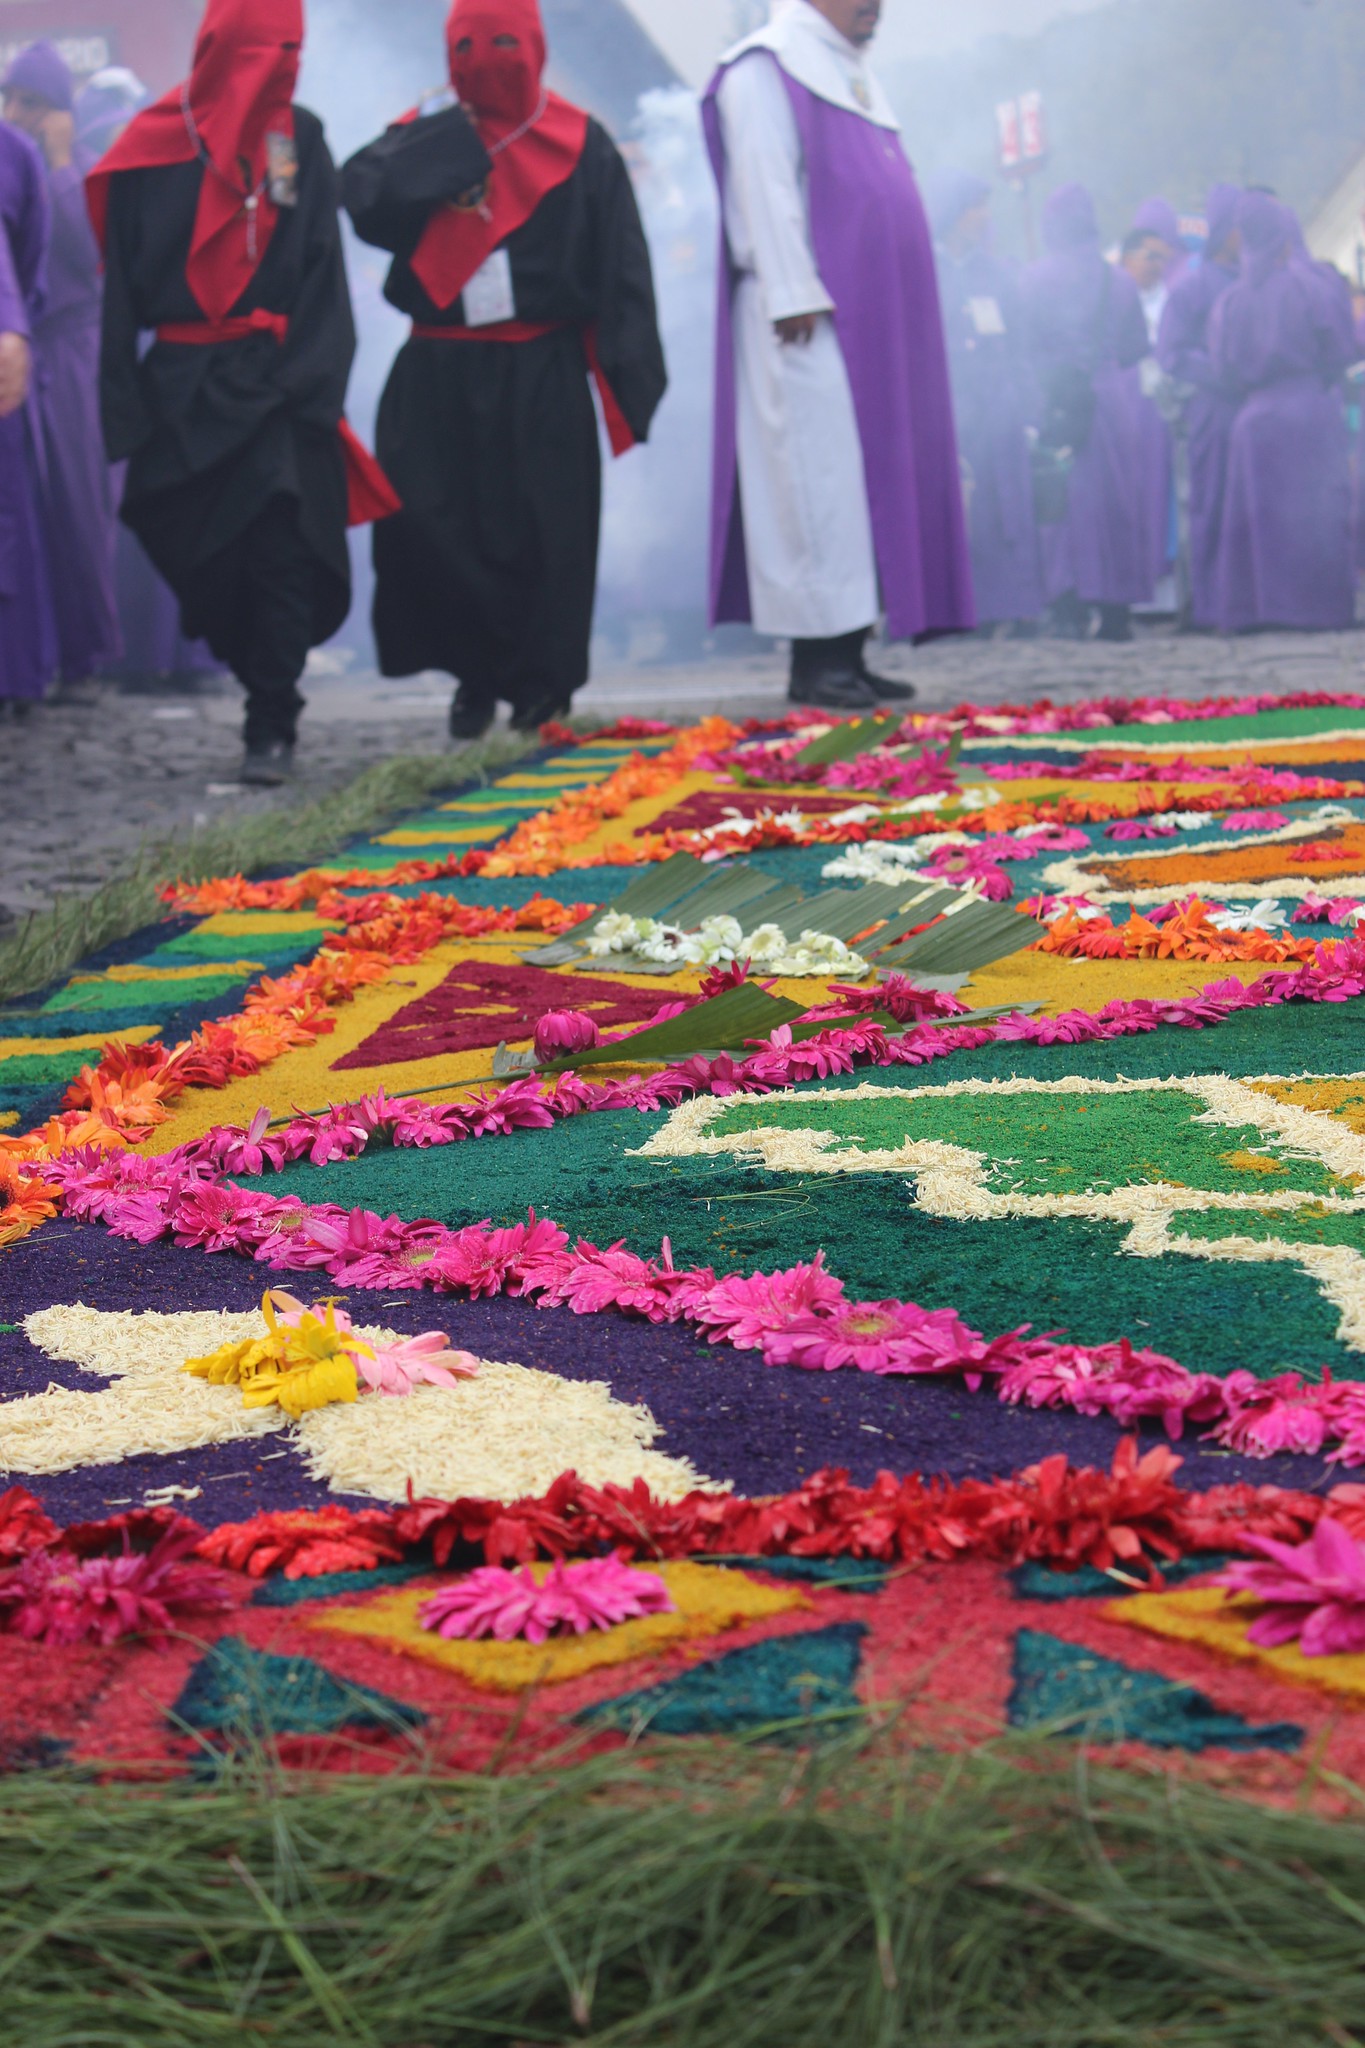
[1081,822,1365,890]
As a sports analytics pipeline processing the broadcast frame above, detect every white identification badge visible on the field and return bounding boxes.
[968,296,1006,337]
[461,247,516,327]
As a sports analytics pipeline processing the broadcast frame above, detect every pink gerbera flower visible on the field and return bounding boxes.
[356,1333,480,1396]
[1216,1518,1365,1656]
[419,1556,673,1644]
[687,1254,847,1349]
[762,1298,983,1375]
[0,1527,228,1647]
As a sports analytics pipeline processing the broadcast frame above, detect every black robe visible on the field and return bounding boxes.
[343,106,667,709]
[98,105,355,655]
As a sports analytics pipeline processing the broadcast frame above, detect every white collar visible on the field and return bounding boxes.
[719,0,900,131]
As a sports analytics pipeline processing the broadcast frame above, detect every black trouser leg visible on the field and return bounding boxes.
[238,498,315,749]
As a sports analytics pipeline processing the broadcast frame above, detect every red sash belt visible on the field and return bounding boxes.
[152,313,400,525]
[409,318,636,455]
[155,310,289,346]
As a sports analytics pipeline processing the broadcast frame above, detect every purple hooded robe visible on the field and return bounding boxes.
[0,120,57,701]
[1157,183,1241,627]
[1210,192,1357,632]
[702,35,974,640]
[927,168,1041,624]
[1127,195,1180,588]
[4,41,121,681]
[71,68,215,681]
[1022,183,1153,607]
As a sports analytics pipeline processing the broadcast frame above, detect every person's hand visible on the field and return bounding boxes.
[38,109,74,172]
[775,312,819,345]
[0,331,31,416]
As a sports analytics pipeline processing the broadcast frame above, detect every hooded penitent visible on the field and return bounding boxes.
[86,0,302,322]
[2,40,75,114]
[1023,181,1153,607]
[409,0,586,310]
[926,166,1042,625]
[1155,183,1243,627]
[1207,187,1357,631]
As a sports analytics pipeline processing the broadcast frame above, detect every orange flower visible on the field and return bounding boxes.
[0,1155,61,1248]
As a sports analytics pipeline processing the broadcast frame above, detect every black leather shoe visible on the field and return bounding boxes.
[448,683,496,741]
[240,739,295,787]
[787,669,881,711]
[1096,603,1135,643]
[859,667,916,703]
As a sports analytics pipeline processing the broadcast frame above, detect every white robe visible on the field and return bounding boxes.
[715,1,890,639]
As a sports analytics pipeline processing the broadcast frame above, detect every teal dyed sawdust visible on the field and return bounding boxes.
[1010,1557,1231,1602]
[171,1639,424,1737]
[243,1108,1357,1381]
[1175,1205,1365,1253]
[1007,1630,1303,1753]
[700,1557,890,1591]
[250,1561,432,1607]
[710,1086,1356,1200]
[581,1624,867,1740]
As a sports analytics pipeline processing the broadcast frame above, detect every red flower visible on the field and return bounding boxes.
[196,1506,404,1580]
[0,1486,58,1564]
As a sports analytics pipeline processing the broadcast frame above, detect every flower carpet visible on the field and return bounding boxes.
[8,693,1365,1795]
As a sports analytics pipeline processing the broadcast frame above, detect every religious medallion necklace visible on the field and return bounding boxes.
[462,88,548,222]
[180,84,271,259]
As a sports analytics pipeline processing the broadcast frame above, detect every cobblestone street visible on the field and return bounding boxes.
[0,622,1360,924]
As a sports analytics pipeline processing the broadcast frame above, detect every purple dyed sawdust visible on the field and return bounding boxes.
[0,1220,1340,1528]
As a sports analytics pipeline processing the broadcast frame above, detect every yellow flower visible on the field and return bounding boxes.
[183,1293,370,1416]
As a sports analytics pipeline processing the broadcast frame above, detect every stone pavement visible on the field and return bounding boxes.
[1,622,1360,925]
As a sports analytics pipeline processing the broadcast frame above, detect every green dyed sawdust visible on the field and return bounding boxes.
[712,1087,1355,1199]
[39,970,249,1015]
[3,1739,1365,2046]
[1176,1205,1365,1253]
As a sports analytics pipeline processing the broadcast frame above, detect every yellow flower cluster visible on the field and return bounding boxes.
[184,1293,369,1419]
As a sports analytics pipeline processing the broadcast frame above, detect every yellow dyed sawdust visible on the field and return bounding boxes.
[374,824,522,847]
[0,1026,162,1062]
[1110,1586,1365,1701]
[961,950,1274,1019]
[188,911,345,938]
[294,1362,717,1505]
[311,1561,806,1691]
[1219,1150,1289,1177]
[1251,1078,1365,1134]
[72,961,269,985]
[144,933,532,1151]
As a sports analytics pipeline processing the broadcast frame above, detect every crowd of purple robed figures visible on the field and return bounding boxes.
[1,35,1363,715]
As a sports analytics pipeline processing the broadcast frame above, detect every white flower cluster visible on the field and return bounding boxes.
[821,841,951,883]
[584,911,871,979]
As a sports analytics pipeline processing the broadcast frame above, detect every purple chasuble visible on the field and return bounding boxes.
[1022,184,1152,608]
[1209,194,1357,633]
[0,121,57,701]
[31,150,122,680]
[703,61,974,640]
